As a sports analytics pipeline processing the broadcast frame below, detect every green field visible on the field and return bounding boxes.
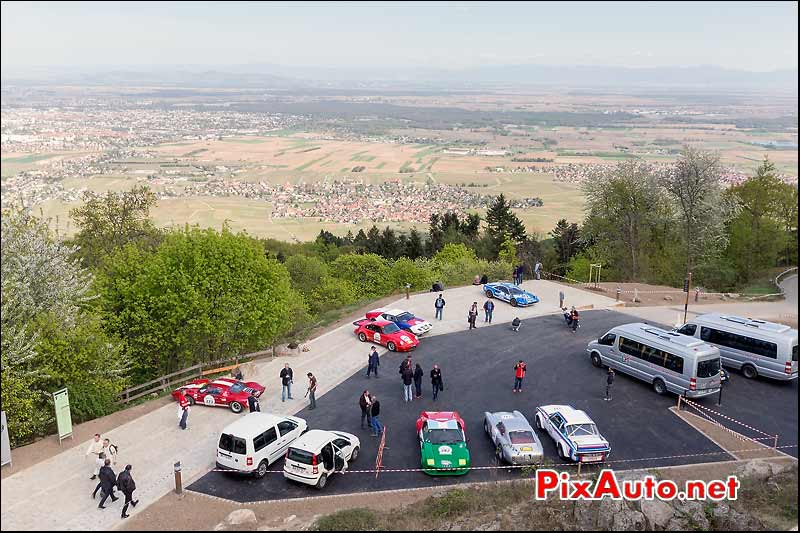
[1,153,60,164]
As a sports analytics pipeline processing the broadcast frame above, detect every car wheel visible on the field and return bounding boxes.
[557,444,567,459]
[484,421,491,434]
[742,364,758,380]
[510,298,518,307]
[358,332,367,342]
[387,341,396,352]
[255,460,268,479]
[316,473,328,490]
[485,290,493,299]
[591,353,602,368]
[230,401,243,413]
[186,396,196,406]
[653,379,667,395]
[350,446,359,462]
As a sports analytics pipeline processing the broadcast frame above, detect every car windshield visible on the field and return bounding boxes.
[696,358,721,378]
[424,428,464,445]
[508,287,525,295]
[567,424,598,437]
[228,382,246,394]
[383,323,400,334]
[509,431,536,445]
[395,312,414,322]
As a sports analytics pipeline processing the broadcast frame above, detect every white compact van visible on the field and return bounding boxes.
[283,429,360,489]
[216,412,307,478]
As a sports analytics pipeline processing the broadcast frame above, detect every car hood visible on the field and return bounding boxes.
[422,442,470,463]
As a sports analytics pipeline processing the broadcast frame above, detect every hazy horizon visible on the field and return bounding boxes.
[2,1,797,72]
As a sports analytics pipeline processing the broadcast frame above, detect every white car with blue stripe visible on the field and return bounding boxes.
[534,405,610,463]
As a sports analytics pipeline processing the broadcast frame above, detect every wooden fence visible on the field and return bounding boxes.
[117,353,261,405]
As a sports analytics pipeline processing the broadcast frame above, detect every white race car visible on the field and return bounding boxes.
[534,405,610,463]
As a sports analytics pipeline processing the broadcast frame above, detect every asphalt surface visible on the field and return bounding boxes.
[188,309,798,503]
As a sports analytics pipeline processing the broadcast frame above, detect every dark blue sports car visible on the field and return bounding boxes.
[483,282,539,307]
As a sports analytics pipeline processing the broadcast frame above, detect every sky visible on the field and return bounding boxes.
[1,1,797,72]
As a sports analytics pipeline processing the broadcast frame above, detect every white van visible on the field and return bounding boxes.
[587,323,722,397]
[283,429,360,490]
[216,412,307,478]
[677,314,798,381]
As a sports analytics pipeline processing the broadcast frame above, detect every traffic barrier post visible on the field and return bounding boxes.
[174,461,182,494]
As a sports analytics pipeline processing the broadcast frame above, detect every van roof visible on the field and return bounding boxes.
[610,323,716,353]
[692,313,797,337]
[220,412,286,439]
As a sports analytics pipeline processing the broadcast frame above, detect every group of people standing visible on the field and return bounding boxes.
[85,433,137,519]
[398,356,440,402]
[358,390,383,436]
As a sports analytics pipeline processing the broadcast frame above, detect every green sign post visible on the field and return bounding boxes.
[53,388,73,444]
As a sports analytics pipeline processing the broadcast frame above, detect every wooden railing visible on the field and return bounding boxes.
[117,353,262,405]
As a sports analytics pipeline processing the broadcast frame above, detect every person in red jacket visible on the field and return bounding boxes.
[178,392,190,430]
[513,360,527,393]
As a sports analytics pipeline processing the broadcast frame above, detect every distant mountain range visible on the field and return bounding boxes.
[2,63,797,91]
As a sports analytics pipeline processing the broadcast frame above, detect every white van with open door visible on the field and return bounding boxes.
[216,412,307,478]
[283,429,360,489]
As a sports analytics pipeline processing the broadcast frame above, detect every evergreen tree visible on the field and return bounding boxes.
[365,225,382,255]
[380,226,400,259]
[550,219,582,272]
[353,229,369,252]
[485,194,527,255]
[406,228,425,259]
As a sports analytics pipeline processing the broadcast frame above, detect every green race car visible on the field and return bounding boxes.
[417,411,470,475]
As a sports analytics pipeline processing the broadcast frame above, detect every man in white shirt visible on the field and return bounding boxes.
[85,433,104,479]
[101,438,118,466]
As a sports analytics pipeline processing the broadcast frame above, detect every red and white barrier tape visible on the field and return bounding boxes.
[682,398,773,438]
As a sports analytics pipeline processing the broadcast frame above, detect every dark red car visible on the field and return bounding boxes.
[353,318,419,352]
[172,377,264,413]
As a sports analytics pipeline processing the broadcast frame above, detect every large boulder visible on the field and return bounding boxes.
[674,500,709,530]
[597,499,626,530]
[640,499,675,530]
[611,509,646,531]
[737,460,774,481]
[225,509,258,526]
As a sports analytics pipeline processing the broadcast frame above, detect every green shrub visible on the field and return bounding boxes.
[314,508,379,531]
[389,257,434,291]
[330,253,391,298]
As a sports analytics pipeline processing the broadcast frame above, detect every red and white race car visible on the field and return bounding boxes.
[172,377,265,413]
[353,318,419,352]
[365,308,433,337]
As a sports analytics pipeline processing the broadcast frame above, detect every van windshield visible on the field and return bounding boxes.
[696,358,721,378]
[287,448,315,465]
[793,344,797,362]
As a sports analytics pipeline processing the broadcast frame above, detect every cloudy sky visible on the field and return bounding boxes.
[1,1,797,71]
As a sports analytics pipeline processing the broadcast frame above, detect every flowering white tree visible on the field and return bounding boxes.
[1,210,123,444]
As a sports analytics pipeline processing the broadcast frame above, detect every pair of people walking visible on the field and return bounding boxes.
[358,390,383,436]
[86,434,117,478]
[93,458,138,519]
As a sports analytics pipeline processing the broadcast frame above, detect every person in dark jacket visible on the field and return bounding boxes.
[483,299,495,323]
[359,389,372,429]
[605,368,615,401]
[97,458,119,509]
[247,393,260,412]
[366,347,380,378]
[402,365,414,402]
[468,302,478,329]
[430,364,444,401]
[369,394,383,436]
[413,363,424,398]
[280,363,294,402]
[117,464,138,519]
[434,294,446,320]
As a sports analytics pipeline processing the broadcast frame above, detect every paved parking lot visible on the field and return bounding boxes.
[188,309,797,503]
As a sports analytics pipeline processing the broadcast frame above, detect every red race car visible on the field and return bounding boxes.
[172,377,265,414]
[353,318,419,352]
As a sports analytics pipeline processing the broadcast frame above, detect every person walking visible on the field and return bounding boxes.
[534,260,542,280]
[605,368,615,401]
[280,363,294,402]
[513,360,527,393]
[569,306,580,332]
[359,390,372,429]
[483,299,495,323]
[369,394,383,437]
[247,393,261,412]
[559,289,565,309]
[117,464,138,519]
[399,355,412,375]
[306,373,317,410]
[413,363,424,398]
[366,347,380,378]
[86,433,104,480]
[101,438,118,467]
[468,302,478,330]
[178,392,189,430]
[434,293,446,320]
[97,458,119,509]
[402,364,414,402]
[92,452,107,498]
[430,364,444,401]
